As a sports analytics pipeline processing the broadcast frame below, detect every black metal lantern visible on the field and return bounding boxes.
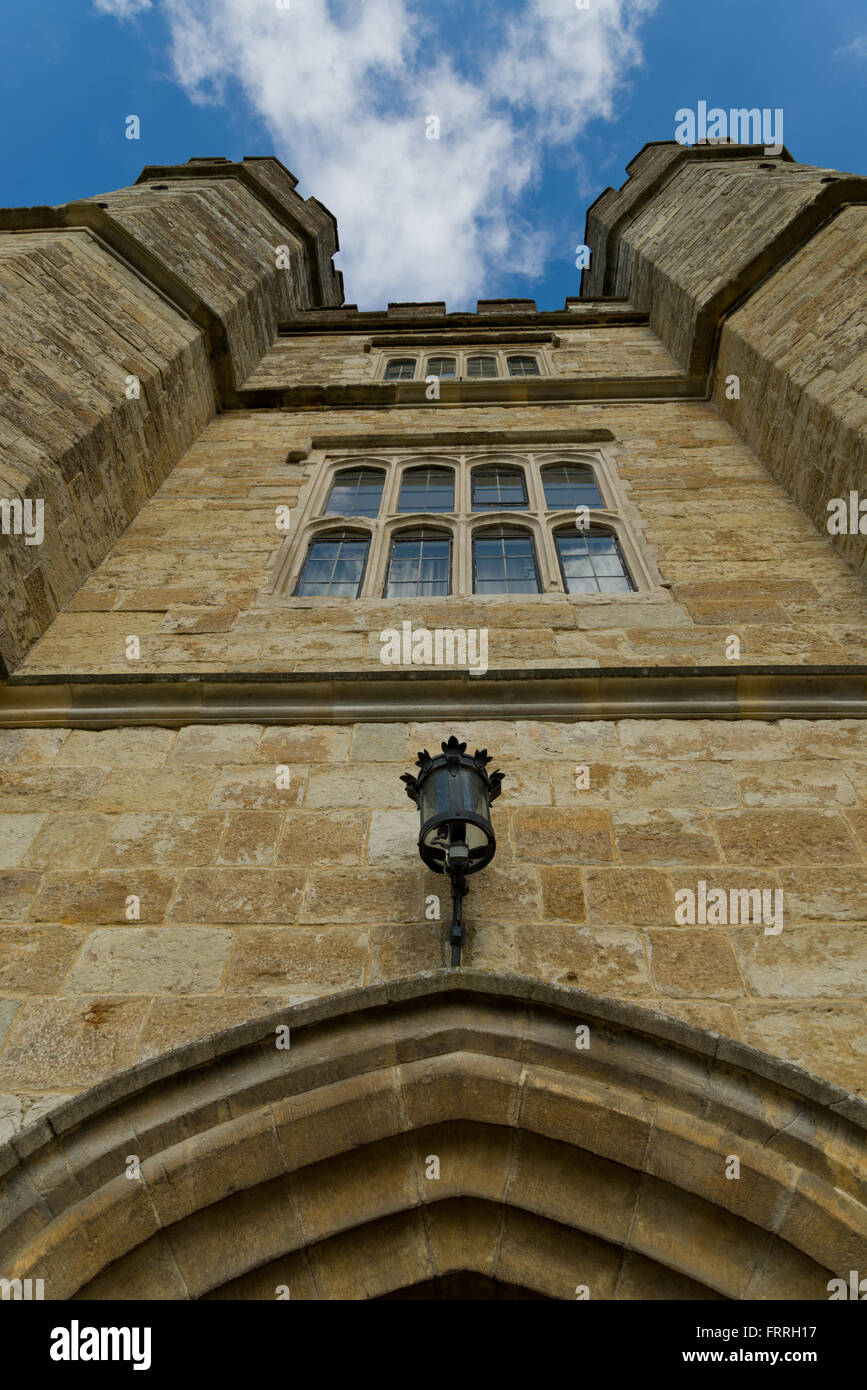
[401,736,504,967]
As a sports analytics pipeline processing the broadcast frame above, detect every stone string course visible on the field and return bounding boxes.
[1,715,866,1137]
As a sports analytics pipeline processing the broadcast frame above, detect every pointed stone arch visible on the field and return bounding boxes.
[1,973,865,1300]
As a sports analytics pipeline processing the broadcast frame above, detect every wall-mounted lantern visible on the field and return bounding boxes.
[401,736,504,967]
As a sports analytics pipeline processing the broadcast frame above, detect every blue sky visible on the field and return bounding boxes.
[2,0,864,310]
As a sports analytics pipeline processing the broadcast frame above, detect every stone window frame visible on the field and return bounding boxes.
[375,345,552,383]
[268,446,657,600]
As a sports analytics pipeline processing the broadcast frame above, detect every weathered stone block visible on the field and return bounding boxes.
[0,926,84,994]
[98,813,224,868]
[713,811,864,866]
[276,811,367,867]
[646,930,744,998]
[64,926,232,995]
[0,814,47,868]
[516,924,649,993]
[224,927,367,993]
[169,725,264,763]
[171,868,305,924]
[25,815,112,870]
[28,871,176,924]
[613,809,719,865]
[585,869,675,925]
[538,867,586,923]
[302,868,421,925]
[208,766,306,810]
[732,926,867,999]
[0,997,150,1090]
[512,808,614,864]
[54,729,175,768]
[93,770,217,814]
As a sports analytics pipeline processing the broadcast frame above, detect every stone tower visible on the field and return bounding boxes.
[0,143,865,1300]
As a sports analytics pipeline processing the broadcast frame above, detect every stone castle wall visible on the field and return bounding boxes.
[1,713,865,1139]
[1,143,864,1153]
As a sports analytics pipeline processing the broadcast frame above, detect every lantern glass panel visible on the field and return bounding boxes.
[419,766,452,822]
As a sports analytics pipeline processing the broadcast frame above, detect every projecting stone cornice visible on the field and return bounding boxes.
[0,972,863,1299]
[278,305,643,333]
[233,374,705,410]
[2,667,867,728]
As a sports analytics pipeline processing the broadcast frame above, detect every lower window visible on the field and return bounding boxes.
[295,530,370,597]
[385,530,451,598]
[473,526,540,594]
[555,527,634,594]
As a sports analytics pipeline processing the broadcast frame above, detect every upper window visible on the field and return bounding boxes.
[397,466,455,513]
[507,355,540,377]
[295,530,370,598]
[471,465,528,511]
[542,464,604,510]
[385,529,451,598]
[385,359,416,381]
[425,357,456,379]
[473,526,540,595]
[555,526,634,594]
[377,349,549,381]
[325,467,384,519]
[466,356,498,379]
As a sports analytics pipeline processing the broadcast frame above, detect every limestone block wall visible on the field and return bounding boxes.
[1,714,865,1138]
[713,204,867,584]
[81,176,330,388]
[583,144,867,583]
[0,158,343,673]
[584,147,856,371]
[16,401,867,676]
[0,232,214,672]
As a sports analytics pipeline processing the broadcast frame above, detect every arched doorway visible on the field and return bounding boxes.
[1,972,864,1300]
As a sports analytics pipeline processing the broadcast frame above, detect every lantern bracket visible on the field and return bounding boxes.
[448,865,470,967]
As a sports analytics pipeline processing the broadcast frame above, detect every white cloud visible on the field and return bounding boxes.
[93,0,152,15]
[109,0,658,306]
[833,35,867,60]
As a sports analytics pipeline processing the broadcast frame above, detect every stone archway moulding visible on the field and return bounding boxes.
[1,972,864,1300]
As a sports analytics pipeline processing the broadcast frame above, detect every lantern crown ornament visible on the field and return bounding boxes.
[400,736,505,965]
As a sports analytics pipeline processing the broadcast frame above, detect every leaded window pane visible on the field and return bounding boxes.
[385,532,451,598]
[542,464,603,510]
[397,466,455,513]
[295,534,370,597]
[325,468,384,519]
[472,527,539,594]
[466,356,498,379]
[507,355,540,377]
[471,466,528,510]
[425,357,456,379]
[556,529,633,595]
[385,359,416,381]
